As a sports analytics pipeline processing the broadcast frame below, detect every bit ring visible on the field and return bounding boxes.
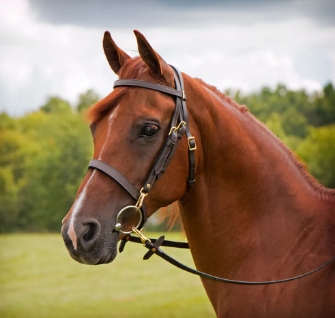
[114,205,143,235]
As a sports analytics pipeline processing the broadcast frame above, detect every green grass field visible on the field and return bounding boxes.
[0,233,215,318]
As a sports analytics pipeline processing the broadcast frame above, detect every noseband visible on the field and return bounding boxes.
[88,66,196,234]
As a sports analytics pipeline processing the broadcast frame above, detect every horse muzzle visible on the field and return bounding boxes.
[61,217,118,265]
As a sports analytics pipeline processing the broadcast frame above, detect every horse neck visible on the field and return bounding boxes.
[179,76,335,276]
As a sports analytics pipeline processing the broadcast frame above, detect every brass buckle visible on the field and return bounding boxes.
[188,136,197,151]
[168,121,186,136]
[132,227,151,245]
[135,188,147,210]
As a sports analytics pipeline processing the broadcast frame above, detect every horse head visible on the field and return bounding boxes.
[61,31,194,265]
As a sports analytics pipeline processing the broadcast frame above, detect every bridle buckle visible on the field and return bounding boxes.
[131,227,151,245]
[188,136,197,151]
[135,188,147,210]
[168,121,186,136]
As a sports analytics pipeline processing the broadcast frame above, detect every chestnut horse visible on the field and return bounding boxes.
[61,30,335,317]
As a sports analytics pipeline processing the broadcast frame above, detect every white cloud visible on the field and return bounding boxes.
[0,0,334,116]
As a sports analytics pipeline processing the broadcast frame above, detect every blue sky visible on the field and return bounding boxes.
[1,0,334,115]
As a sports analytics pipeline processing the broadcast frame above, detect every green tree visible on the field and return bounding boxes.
[20,112,93,231]
[40,97,72,114]
[0,129,35,231]
[281,108,309,138]
[296,125,335,188]
[0,167,19,231]
[265,112,286,140]
[309,83,335,126]
[0,112,16,131]
[76,89,99,112]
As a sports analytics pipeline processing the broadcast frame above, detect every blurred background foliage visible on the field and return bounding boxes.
[0,84,334,233]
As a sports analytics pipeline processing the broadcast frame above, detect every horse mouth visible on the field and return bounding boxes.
[61,223,119,265]
[65,241,118,265]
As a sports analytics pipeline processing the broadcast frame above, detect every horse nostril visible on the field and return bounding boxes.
[81,220,100,247]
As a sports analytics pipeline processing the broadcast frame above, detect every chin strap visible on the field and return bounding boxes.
[119,228,335,286]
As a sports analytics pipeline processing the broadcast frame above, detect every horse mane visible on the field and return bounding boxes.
[195,78,245,112]
[196,79,335,198]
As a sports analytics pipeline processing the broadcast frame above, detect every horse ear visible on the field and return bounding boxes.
[133,30,166,77]
[103,31,131,74]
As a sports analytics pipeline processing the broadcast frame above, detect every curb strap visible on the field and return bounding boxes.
[122,230,335,286]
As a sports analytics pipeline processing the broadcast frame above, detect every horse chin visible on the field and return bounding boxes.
[76,245,118,265]
[94,244,118,265]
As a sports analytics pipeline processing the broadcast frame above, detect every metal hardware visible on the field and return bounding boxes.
[114,188,148,234]
[132,227,151,245]
[114,205,143,235]
[135,188,147,210]
[168,121,186,135]
[114,223,122,231]
[188,137,197,151]
[182,91,186,100]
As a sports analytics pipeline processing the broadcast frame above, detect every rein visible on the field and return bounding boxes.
[120,229,335,285]
[88,65,335,285]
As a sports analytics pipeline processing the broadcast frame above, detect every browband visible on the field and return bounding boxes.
[114,79,186,100]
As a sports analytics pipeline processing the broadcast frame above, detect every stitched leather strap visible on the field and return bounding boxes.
[123,235,335,286]
[118,234,189,253]
[142,125,186,193]
[171,66,196,185]
[89,159,139,201]
[114,79,185,99]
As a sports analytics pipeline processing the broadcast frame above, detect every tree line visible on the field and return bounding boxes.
[0,84,334,233]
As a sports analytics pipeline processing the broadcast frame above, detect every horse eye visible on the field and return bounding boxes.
[140,124,159,138]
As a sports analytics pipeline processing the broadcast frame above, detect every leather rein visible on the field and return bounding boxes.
[88,65,335,285]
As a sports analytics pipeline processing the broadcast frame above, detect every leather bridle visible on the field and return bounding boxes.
[88,65,196,234]
[88,65,335,285]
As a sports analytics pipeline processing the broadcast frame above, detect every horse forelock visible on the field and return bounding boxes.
[87,58,145,124]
